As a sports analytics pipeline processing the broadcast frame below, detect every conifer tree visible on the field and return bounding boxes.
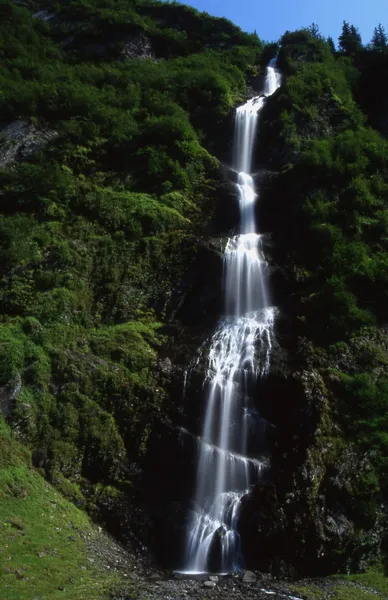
[339,20,362,54]
[371,23,387,49]
[308,22,320,38]
[327,36,336,54]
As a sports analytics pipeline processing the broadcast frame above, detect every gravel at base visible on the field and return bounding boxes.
[85,530,382,600]
[118,576,307,600]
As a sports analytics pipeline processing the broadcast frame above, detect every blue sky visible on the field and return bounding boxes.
[181,0,388,46]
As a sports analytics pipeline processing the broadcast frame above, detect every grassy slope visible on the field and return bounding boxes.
[293,570,388,599]
[0,417,128,600]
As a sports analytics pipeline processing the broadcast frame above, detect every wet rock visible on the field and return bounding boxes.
[203,580,216,588]
[243,570,257,582]
[208,575,219,582]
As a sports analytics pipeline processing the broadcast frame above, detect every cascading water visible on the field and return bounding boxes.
[184,60,281,574]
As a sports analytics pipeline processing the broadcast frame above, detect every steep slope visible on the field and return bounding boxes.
[0,415,134,599]
[239,28,388,576]
[0,0,264,564]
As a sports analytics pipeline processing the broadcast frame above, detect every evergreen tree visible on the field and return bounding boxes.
[308,22,320,39]
[327,36,336,54]
[339,20,362,55]
[371,23,387,49]
[350,24,362,44]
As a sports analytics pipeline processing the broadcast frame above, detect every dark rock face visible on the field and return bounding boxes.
[239,484,288,577]
[0,121,58,168]
[142,412,208,568]
[237,313,386,576]
[169,237,224,326]
[138,231,227,567]
[213,176,240,235]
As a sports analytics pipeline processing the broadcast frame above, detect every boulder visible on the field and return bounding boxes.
[242,570,257,582]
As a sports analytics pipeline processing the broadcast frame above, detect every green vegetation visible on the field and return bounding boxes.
[0,0,263,548]
[0,415,126,599]
[1,0,388,589]
[293,568,388,599]
[259,22,388,574]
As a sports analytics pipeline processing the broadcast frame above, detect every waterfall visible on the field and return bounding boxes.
[183,60,281,574]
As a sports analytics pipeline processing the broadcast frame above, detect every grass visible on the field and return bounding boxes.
[292,568,388,599]
[332,569,388,599]
[0,417,125,600]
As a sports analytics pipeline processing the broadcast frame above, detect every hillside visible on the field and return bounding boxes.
[0,414,138,599]
[0,1,387,598]
[0,0,260,541]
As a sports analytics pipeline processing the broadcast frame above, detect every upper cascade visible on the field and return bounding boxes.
[234,58,281,174]
[183,58,281,574]
[264,57,282,95]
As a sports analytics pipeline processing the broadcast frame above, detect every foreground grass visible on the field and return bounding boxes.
[0,418,124,600]
[332,569,388,599]
[292,567,388,599]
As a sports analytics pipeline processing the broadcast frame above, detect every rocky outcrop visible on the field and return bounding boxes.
[121,34,154,60]
[0,373,21,418]
[0,120,58,168]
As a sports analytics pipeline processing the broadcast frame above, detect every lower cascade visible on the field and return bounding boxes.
[183,59,281,574]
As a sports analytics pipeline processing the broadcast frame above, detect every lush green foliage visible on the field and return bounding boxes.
[264,28,388,342]
[261,26,388,568]
[2,0,388,582]
[0,0,263,526]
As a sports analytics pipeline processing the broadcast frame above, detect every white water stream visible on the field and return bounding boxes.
[184,59,281,573]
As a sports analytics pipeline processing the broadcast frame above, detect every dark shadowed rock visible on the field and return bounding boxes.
[169,237,224,326]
